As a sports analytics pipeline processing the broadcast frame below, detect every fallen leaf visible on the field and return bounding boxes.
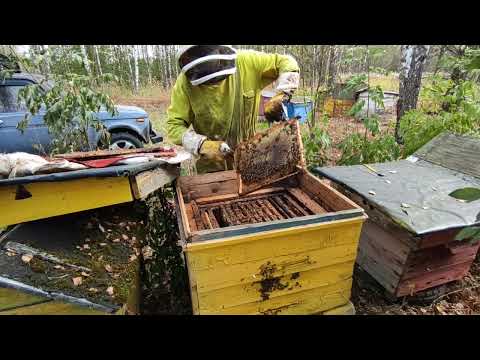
[369,190,376,195]
[112,274,120,279]
[122,234,129,241]
[129,254,138,262]
[21,254,33,263]
[449,187,480,203]
[131,236,137,242]
[72,277,83,286]
[81,271,90,277]
[6,251,17,257]
[87,252,92,256]
[85,238,91,243]
[83,244,90,250]
[99,243,107,247]
[119,222,126,227]
[126,226,131,231]
[107,229,112,232]
[98,224,105,233]
[104,264,113,273]
[88,287,98,293]
[98,255,104,261]
[106,286,114,296]
[112,238,120,243]
[435,305,447,315]
[142,245,154,260]
[54,265,65,270]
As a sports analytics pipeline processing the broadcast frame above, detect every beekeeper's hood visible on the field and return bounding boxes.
[177,45,237,86]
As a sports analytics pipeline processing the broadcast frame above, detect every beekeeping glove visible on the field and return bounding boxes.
[182,129,208,156]
[275,71,300,95]
[199,140,232,161]
[264,92,291,123]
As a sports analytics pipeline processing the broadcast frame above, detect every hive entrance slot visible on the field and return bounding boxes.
[191,188,324,230]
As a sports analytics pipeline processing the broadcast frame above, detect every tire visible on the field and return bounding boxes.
[109,132,144,150]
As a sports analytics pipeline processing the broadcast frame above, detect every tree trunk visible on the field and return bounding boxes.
[144,45,152,85]
[133,46,140,93]
[395,45,430,143]
[94,45,103,77]
[327,45,338,92]
[125,46,135,91]
[80,45,91,75]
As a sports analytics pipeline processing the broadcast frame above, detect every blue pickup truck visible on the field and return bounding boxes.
[0,72,162,154]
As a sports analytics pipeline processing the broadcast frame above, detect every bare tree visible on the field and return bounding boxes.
[395,45,430,143]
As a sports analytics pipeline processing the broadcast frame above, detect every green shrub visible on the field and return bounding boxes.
[302,114,331,169]
[338,133,402,165]
[400,76,480,156]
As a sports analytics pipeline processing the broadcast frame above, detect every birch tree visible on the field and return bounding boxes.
[395,45,430,143]
[80,45,91,75]
[133,45,139,93]
[94,45,103,76]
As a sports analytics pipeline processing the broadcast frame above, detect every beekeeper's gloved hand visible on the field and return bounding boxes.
[264,92,290,123]
[276,71,300,96]
[199,140,232,161]
[264,71,300,123]
[182,129,232,162]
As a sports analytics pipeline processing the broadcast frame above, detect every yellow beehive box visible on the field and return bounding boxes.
[324,97,355,117]
[175,169,366,315]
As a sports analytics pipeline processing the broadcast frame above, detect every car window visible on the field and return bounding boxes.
[0,85,27,113]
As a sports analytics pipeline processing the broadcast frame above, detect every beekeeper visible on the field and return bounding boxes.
[166,45,300,173]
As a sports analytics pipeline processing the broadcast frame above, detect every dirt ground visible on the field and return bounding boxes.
[352,257,480,315]
[324,113,396,165]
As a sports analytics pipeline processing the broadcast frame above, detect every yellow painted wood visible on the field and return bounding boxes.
[0,176,133,228]
[198,261,355,312]
[185,252,200,315]
[0,300,107,315]
[194,243,358,293]
[186,217,364,254]
[185,217,365,315]
[204,279,352,315]
[324,98,355,117]
[0,287,49,311]
[322,301,356,315]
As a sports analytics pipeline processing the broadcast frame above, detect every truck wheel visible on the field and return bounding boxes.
[109,132,143,150]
